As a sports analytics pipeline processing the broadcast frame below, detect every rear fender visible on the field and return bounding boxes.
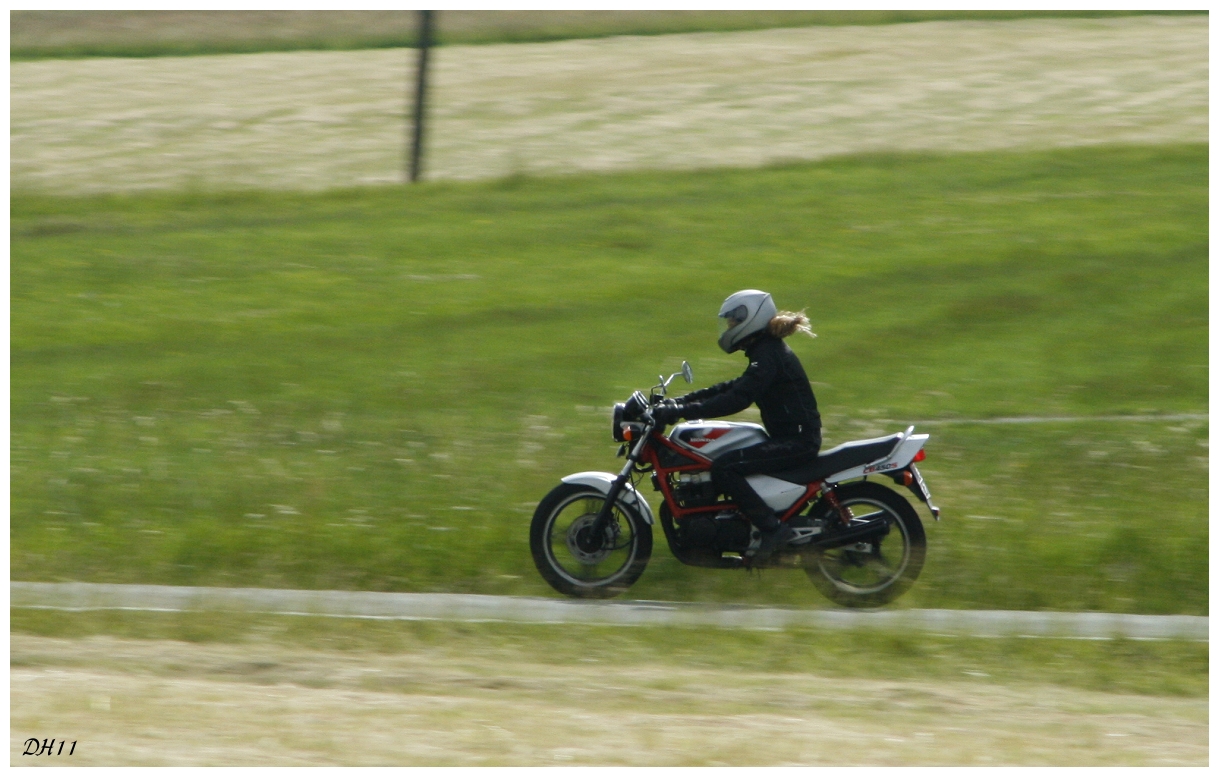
[560,471,655,525]
[826,427,929,483]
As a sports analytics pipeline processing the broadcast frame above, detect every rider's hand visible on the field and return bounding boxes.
[651,402,686,426]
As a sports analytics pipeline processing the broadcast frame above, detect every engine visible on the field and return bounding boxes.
[666,471,752,554]
[670,471,717,509]
[677,510,753,554]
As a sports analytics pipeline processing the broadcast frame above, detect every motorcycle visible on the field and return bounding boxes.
[530,362,942,607]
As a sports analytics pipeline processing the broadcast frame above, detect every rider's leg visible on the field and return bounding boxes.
[710,437,821,532]
[712,463,780,529]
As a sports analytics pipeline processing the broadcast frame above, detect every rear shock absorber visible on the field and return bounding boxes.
[820,482,852,526]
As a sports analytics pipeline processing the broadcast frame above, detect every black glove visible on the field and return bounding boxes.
[651,401,686,426]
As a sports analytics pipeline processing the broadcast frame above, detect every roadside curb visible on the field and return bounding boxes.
[10,582,1207,641]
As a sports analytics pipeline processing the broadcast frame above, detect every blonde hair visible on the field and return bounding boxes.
[768,310,816,339]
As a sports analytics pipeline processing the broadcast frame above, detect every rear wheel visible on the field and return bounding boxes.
[803,481,926,608]
[530,483,652,599]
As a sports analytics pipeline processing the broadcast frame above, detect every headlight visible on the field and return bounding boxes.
[612,403,627,442]
[623,390,648,419]
[613,392,649,442]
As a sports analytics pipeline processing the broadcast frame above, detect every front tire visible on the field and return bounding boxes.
[803,481,926,608]
[530,483,653,599]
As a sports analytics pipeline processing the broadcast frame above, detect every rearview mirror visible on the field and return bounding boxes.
[681,361,693,384]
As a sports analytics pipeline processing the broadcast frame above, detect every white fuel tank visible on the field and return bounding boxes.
[668,421,768,460]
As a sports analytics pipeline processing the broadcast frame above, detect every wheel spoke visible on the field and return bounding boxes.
[543,493,639,585]
[804,486,924,605]
[532,485,653,599]
[863,554,894,576]
[870,551,894,572]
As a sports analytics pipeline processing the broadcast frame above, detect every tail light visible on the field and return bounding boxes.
[913,449,926,463]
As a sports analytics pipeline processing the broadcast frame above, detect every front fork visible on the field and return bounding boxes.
[582,421,654,553]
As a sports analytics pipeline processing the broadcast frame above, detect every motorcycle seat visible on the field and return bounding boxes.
[772,433,904,484]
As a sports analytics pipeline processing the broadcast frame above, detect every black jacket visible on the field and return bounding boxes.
[679,334,821,440]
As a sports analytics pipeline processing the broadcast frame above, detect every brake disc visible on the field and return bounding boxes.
[566,514,614,564]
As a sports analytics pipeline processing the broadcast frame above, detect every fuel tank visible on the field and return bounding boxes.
[668,421,768,460]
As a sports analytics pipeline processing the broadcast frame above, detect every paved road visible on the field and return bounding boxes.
[915,413,1207,425]
[10,582,1207,641]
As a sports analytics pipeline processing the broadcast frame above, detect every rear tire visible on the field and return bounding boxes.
[803,481,926,608]
[530,483,652,599]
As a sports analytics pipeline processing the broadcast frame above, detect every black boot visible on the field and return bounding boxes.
[751,515,793,565]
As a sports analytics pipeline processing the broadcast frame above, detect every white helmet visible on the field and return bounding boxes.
[717,289,776,353]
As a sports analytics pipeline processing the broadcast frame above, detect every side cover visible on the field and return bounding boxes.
[744,474,808,511]
[560,471,656,525]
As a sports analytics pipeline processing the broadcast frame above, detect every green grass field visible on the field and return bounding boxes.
[11,10,1200,59]
[11,144,1207,613]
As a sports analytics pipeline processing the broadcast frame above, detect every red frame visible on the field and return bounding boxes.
[640,430,822,524]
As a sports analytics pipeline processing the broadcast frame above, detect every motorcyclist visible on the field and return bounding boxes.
[652,289,821,563]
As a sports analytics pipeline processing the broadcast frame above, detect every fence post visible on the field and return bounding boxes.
[408,10,435,183]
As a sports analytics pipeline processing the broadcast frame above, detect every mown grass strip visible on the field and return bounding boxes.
[11,10,1204,60]
[10,608,1208,700]
[13,18,1206,194]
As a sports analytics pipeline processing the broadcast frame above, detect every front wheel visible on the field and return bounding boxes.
[530,483,652,599]
[803,481,926,608]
